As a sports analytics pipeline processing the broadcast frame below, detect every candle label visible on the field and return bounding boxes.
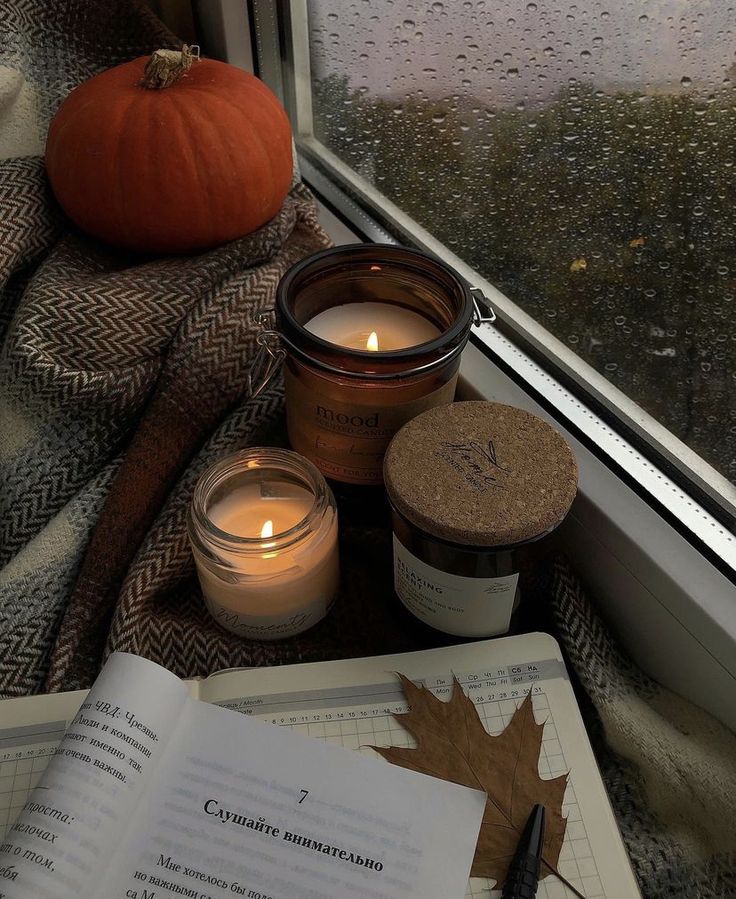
[203,590,336,641]
[392,535,518,637]
[284,370,457,485]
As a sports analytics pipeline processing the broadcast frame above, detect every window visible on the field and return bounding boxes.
[258,0,736,523]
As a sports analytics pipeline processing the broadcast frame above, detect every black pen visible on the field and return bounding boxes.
[501,804,546,899]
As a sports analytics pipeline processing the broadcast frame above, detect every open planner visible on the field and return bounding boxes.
[0,633,641,898]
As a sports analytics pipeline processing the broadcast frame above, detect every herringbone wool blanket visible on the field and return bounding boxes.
[1,3,734,898]
[0,0,338,692]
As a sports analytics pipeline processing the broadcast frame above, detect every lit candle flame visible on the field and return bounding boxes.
[260,518,277,557]
[366,331,379,352]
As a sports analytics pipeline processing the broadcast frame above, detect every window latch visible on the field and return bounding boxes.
[470,288,496,327]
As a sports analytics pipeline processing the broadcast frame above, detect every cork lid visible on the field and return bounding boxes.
[384,401,578,547]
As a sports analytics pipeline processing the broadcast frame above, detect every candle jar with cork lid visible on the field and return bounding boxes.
[384,401,578,638]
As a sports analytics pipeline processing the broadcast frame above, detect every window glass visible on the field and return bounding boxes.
[306,0,736,484]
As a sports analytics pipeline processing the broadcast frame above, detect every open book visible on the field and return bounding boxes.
[0,634,640,899]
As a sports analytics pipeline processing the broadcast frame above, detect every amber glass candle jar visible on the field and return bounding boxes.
[275,244,474,486]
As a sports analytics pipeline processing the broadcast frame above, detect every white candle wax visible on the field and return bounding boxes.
[305,302,441,351]
[195,482,339,640]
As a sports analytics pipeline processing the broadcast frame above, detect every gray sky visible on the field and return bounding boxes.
[309,0,735,106]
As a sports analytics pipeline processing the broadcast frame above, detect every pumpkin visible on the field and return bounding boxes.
[45,46,293,254]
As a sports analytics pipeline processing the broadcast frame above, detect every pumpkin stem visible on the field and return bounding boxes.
[142,45,194,89]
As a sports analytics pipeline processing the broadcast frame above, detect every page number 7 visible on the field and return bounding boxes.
[298,789,309,804]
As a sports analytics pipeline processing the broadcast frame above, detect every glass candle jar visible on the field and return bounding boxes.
[188,448,339,640]
[384,402,578,638]
[274,244,476,486]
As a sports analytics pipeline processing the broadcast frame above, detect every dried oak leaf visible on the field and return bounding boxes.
[372,675,568,886]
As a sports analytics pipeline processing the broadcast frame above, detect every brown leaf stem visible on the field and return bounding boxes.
[541,857,587,899]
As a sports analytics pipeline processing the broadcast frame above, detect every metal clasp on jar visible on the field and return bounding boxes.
[470,289,496,327]
[247,311,285,398]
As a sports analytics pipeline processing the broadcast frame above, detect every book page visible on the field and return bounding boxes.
[200,633,641,899]
[0,653,188,898]
[104,696,485,899]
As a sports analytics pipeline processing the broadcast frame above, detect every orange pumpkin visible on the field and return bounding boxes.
[45,47,293,254]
